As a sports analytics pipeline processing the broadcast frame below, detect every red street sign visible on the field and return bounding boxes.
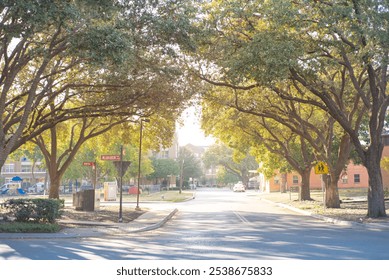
[101,155,120,161]
[83,162,95,166]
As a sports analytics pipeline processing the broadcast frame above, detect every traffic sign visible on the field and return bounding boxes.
[83,162,95,166]
[314,161,329,174]
[101,155,120,161]
[113,161,132,177]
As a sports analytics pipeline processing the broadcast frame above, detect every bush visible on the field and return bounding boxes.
[4,198,64,223]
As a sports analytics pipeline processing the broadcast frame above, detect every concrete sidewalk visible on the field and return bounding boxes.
[0,208,178,240]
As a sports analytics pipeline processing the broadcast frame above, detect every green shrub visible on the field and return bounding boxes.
[4,198,64,223]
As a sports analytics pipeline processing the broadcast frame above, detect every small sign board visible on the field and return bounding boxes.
[83,162,95,167]
[314,161,329,174]
[101,155,120,161]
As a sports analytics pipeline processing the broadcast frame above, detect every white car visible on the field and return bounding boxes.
[28,182,45,193]
[233,182,245,192]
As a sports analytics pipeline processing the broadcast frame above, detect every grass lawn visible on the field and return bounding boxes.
[0,221,61,233]
[260,187,369,204]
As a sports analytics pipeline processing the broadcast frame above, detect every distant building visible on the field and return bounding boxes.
[151,133,179,160]
[263,160,369,193]
[1,157,47,189]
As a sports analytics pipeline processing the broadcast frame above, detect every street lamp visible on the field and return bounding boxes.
[135,118,150,211]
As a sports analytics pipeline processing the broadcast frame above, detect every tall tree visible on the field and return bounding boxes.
[177,147,203,193]
[147,158,179,185]
[194,0,388,217]
[202,86,354,206]
[33,117,124,198]
[202,143,258,188]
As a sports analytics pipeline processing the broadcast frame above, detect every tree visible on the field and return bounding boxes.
[201,84,355,206]
[147,158,179,185]
[177,147,203,193]
[9,143,45,186]
[35,104,181,198]
[193,0,388,217]
[215,167,240,186]
[0,0,198,171]
[202,143,258,188]
[34,117,122,198]
[0,1,131,167]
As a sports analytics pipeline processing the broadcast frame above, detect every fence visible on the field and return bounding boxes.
[142,185,161,194]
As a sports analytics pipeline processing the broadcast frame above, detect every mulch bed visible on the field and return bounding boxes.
[289,199,389,223]
[60,206,146,223]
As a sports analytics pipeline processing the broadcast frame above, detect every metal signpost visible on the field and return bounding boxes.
[314,161,329,209]
[83,161,97,189]
[136,119,150,211]
[101,150,131,222]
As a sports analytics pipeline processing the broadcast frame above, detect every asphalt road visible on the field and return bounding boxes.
[1,188,389,260]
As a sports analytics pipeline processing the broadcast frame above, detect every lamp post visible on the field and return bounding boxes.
[135,118,150,211]
[119,145,124,222]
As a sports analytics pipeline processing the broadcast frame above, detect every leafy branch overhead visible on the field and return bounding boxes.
[0,0,195,167]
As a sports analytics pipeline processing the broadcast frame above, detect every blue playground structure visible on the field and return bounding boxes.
[1,188,9,195]
[17,188,26,195]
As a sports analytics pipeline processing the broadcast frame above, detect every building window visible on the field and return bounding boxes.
[21,165,32,173]
[2,164,14,173]
[341,175,348,184]
[293,175,299,184]
[354,174,360,183]
[274,176,280,185]
[162,150,169,159]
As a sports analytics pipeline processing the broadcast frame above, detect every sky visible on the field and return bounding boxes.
[176,106,216,147]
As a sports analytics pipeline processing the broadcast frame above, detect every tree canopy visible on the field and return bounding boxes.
[0,0,197,167]
[192,0,389,217]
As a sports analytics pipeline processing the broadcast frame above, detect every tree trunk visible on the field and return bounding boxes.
[49,175,61,199]
[325,174,340,208]
[241,170,250,189]
[280,173,287,193]
[366,152,386,218]
[300,167,311,201]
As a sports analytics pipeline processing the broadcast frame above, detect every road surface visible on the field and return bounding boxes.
[1,188,388,259]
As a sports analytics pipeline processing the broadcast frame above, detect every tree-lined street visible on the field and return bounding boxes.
[1,1,389,265]
[1,188,388,260]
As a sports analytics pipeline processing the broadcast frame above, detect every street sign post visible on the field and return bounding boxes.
[101,149,129,222]
[314,161,328,210]
[82,161,97,190]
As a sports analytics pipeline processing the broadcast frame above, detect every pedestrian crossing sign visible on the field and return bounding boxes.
[314,161,328,174]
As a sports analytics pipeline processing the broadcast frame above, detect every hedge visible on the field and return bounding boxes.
[3,198,64,223]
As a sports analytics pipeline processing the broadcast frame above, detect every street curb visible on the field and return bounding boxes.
[123,208,179,233]
[0,208,179,240]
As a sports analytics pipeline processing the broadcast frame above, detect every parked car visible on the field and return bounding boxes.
[233,182,245,192]
[28,182,45,193]
[128,186,141,195]
[80,185,93,191]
